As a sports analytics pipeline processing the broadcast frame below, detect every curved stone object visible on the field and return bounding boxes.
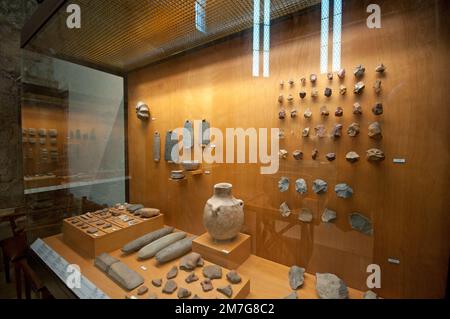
[155,237,196,264]
[322,208,337,223]
[346,152,360,163]
[138,208,160,218]
[299,91,306,99]
[368,122,383,139]
[347,123,360,137]
[126,203,144,213]
[295,179,307,194]
[136,102,150,120]
[203,183,244,241]
[280,202,291,218]
[299,208,313,223]
[287,94,294,102]
[335,183,354,199]
[138,232,187,260]
[375,64,386,73]
[201,279,214,292]
[326,153,336,162]
[278,177,290,193]
[107,262,144,291]
[367,148,385,162]
[289,266,305,290]
[316,273,349,299]
[122,226,174,254]
[349,213,373,235]
[313,179,328,194]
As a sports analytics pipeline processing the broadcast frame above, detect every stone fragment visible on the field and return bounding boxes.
[335,107,344,117]
[313,179,328,194]
[353,102,363,115]
[178,287,192,299]
[347,123,360,137]
[320,106,329,117]
[312,149,319,160]
[339,85,347,95]
[368,122,382,139]
[279,149,288,159]
[201,279,214,292]
[278,177,290,192]
[192,294,202,299]
[126,204,144,212]
[94,253,119,273]
[335,183,353,199]
[122,227,174,254]
[372,103,383,115]
[155,237,195,264]
[295,179,307,194]
[279,80,284,87]
[364,290,378,299]
[107,262,145,291]
[346,152,360,163]
[311,88,319,98]
[137,285,148,295]
[331,124,343,138]
[278,129,285,139]
[315,125,326,138]
[304,108,312,119]
[324,87,332,97]
[227,270,242,284]
[310,74,317,82]
[148,292,158,299]
[337,68,346,79]
[217,285,233,298]
[289,266,305,290]
[162,280,178,294]
[354,81,365,94]
[280,202,291,218]
[374,79,382,94]
[316,273,349,299]
[179,252,203,271]
[284,292,298,299]
[322,208,337,223]
[138,232,187,260]
[138,208,160,218]
[375,64,386,73]
[152,278,162,287]
[367,148,385,162]
[290,109,298,118]
[349,213,373,235]
[299,208,313,223]
[167,266,178,279]
[293,150,303,160]
[326,153,336,161]
[87,227,98,234]
[287,94,294,102]
[136,102,150,120]
[203,265,222,279]
[327,72,333,80]
[278,94,284,103]
[279,109,286,120]
[288,79,295,86]
[185,272,199,283]
[299,91,306,99]
[354,65,365,78]
[300,77,306,85]
[302,127,310,137]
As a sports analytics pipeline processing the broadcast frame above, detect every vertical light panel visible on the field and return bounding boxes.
[332,0,342,71]
[320,0,330,74]
[195,0,207,33]
[253,0,260,77]
[263,0,271,78]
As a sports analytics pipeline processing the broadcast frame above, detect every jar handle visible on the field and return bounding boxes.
[237,199,244,208]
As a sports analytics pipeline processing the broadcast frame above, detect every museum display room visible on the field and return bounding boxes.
[0,0,448,301]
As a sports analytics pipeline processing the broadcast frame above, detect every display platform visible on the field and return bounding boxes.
[193,233,251,270]
[38,234,364,299]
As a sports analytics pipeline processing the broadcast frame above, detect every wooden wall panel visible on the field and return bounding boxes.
[128,0,450,298]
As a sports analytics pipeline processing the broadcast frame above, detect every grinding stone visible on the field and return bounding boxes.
[122,226,174,254]
[138,232,187,260]
[155,237,195,264]
[107,262,144,291]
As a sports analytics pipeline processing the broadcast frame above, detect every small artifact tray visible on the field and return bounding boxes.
[63,208,164,258]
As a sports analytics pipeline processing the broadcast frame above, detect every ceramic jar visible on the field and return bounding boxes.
[203,183,244,241]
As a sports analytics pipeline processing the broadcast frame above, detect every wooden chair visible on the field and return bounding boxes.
[14,258,53,299]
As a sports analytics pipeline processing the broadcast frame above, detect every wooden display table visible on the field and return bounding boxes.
[193,233,251,270]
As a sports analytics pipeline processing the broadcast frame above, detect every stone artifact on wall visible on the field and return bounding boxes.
[290,109,298,118]
[372,103,384,115]
[28,128,36,136]
[335,107,344,117]
[354,81,365,94]
[302,127,310,137]
[335,183,353,199]
[278,129,285,140]
[136,101,150,120]
[153,132,161,162]
[315,125,326,138]
[293,150,303,160]
[138,232,187,260]
[374,79,382,94]
[316,273,349,299]
[331,124,343,138]
[299,91,306,99]
[183,120,194,149]
[278,94,284,103]
[349,213,373,235]
[346,151,360,163]
[312,148,319,160]
[367,148,385,162]
[287,94,294,102]
[310,74,317,83]
[39,138,46,145]
[354,65,365,78]
[339,85,347,95]
[298,208,313,223]
[155,237,195,264]
[313,179,328,194]
[289,266,305,290]
[304,108,312,119]
[38,128,47,137]
[295,179,307,194]
[122,226,174,254]
[337,68,346,79]
[280,202,291,218]
[279,149,288,159]
[347,123,360,137]
[288,79,295,86]
[322,208,337,223]
[165,130,178,162]
[375,63,386,73]
[320,106,329,117]
[353,102,363,115]
[50,138,57,145]
[203,183,244,241]
[48,129,58,137]
[327,72,333,80]
[311,88,319,98]
[368,121,382,139]
[326,153,336,161]
[278,177,290,193]
[324,87,332,97]
[200,119,211,146]
[279,80,284,88]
